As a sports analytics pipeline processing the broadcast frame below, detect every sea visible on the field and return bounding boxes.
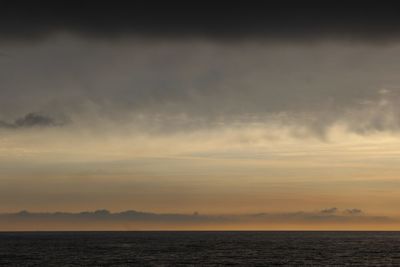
[1,231,400,266]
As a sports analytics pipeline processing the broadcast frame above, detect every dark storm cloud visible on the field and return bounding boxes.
[3,3,400,136]
[2,2,400,42]
[0,113,63,129]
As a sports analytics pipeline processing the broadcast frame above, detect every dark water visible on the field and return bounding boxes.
[1,231,400,266]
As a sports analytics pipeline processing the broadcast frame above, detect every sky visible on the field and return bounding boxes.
[2,3,400,230]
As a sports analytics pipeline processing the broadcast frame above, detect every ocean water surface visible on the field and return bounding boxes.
[1,231,400,266]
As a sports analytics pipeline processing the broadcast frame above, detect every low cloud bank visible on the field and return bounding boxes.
[0,208,394,230]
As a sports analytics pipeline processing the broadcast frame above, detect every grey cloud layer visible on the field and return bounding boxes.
[1,38,400,136]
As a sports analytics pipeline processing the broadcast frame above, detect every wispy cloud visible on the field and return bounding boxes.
[0,113,64,129]
[319,207,338,214]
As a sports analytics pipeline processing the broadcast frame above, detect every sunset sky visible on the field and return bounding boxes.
[2,3,400,230]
